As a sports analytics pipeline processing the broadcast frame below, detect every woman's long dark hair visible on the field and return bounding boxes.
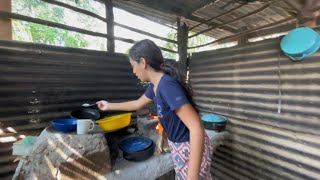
[129,39,198,112]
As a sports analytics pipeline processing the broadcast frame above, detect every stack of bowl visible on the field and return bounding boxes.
[118,136,155,161]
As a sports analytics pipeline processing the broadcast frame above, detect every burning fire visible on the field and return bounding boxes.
[148,114,163,134]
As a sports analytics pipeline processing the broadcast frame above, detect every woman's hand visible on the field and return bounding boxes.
[95,95,153,112]
[96,100,109,111]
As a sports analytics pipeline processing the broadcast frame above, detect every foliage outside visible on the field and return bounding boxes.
[12,0,105,49]
[12,0,214,58]
[163,31,215,59]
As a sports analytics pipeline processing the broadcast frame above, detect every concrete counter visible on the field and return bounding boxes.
[105,130,230,180]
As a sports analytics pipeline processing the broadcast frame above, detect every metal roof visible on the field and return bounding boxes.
[112,0,295,39]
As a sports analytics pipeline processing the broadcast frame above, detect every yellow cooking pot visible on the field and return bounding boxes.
[96,113,132,132]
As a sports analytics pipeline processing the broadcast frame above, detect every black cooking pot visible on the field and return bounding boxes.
[201,114,227,132]
[121,141,155,162]
[203,121,226,132]
[71,108,100,120]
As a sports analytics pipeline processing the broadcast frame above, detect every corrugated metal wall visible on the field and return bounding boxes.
[0,40,142,179]
[190,36,320,179]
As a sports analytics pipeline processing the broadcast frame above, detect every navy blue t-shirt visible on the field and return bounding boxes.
[144,74,190,142]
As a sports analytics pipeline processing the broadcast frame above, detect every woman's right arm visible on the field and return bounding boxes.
[96,94,153,111]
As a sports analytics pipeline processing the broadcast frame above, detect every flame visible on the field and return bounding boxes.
[152,116,163,135]
[147,115,163,134]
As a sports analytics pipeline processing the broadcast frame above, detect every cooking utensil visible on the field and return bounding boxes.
[201,114,227,132]
[119,137,155,161]
[119,136,153,152]
[71,108,100,120]
[96,113,131,132]
[51,118,77,132]
[82,103,97,108]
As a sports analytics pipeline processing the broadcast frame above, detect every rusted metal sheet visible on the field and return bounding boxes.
[212,118,320,180]
[113,0,292,39]
[190,34,320,179]
[0,40,142,178]
[190,37,320,135]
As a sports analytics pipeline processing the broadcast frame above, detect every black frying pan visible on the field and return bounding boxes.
[71,108,100,120]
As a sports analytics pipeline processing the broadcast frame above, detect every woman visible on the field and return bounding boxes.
[97,39,213,180]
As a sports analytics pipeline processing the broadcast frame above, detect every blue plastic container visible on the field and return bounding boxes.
[280,27,320,61]
[201,114,227,132]
[201,114,227,123]
[51,118,77,133]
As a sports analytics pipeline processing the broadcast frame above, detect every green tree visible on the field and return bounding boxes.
[163,30,215,59]
[188,32,215,53]
[162,30,178,59]
[12,0,95,48]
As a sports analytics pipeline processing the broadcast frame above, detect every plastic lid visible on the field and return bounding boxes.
[201,114,227,123]
[281,27,319,55]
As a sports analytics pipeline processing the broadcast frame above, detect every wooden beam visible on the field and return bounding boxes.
[160,47,178,54]
[41,0,106,21]
[303,12,318,28]
[247,21,296,39]
[238,26,248,45]
[189,4,270,38]
[0,0,12,40]
[189,16,295,49]
[0,11,132,43]
[186,14,238,34]
[282,0,303,11]
[105,0,115,52]
[189,4,246,31]
[298,0,319,27]
[246,17,319,40]
[282,0,319,27]
[177,18,188,76]
[0,11,178,54]
[266,1,297,14]
[112,0,238,34]
[188,0,217,15]
[114,23,177,44]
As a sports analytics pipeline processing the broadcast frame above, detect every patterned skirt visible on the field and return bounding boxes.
[168,134,213,180]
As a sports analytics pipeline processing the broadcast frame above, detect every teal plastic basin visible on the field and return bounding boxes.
[280,27,320,61]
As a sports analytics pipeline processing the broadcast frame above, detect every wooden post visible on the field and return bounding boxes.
[0,0,12,40]
[106,0,115,52]
[238,26,248,45]
[283,0,319,28]
[177,18,189,76]
[302,12,318,28]
[299,0,319,28]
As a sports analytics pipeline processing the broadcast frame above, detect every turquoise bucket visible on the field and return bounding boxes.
[280,27,320,61]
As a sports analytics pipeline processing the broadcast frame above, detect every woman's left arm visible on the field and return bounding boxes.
[175,103,205,180]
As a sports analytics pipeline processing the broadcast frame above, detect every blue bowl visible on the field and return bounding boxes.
[119,136,153,153]
[201,114,227,123]
[201,114,227,132]
[51,118,77,132]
